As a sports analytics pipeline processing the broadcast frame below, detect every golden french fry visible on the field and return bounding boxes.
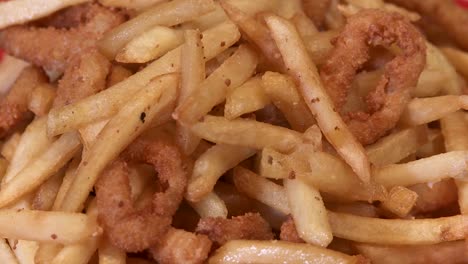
[284,178,333,247]
[224,77,270,119]
[176,29,205,155]
[116,26,184,63]
[262,72,315,132]
[400,95,468,126]
[174,45,258,124]
[60,74,178,213]
[328,211,468,245]
[52,157,80,211]
[190,192,228,218]
[0,239,18,264]
[0,55,29,94]
[440,46,468,80]
[266,15,371,183]
[0,133,21,162]
[0,132,81,208]
[302,30,338,66]
[0,158,7,182]
[366,126,429,166]
[233,167,290,215]
[48,22,240,136]
[99,0,167,10]
[78,119,109,153]
[98,0,216,58]
[0,0,90,29]
[28,83,56,117]
[355,241,468,264]
[209,240,361,264]
[186,144,255,202]
[98,237,126,264]
[32,169,65,211]
[0,209,100,244]
[379,186,418,218]
[291,11,319,40]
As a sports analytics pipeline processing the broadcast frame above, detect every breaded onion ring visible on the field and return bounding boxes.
[195,213,274,245]
[96,136,187,252]
[280,216,304,243]
[320,9,426,145]
[0,4,125,74]
[0,66,47,139]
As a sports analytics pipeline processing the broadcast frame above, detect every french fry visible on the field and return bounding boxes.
[0,55,29,95]
[0,209,100,244]
[284,178,333,247]
[106,65,133,87]
[0,133,21,162]
[35,243,62,264]
[366,126,429,166]
[174,45,258,124]
[302,30,338,66]
[291,11,319,40]
[78,119,108,153]
[373,151,468,187]
[224,77,270,119]
[0,0,90,29]
[98,0,216,59]
[266,15,371,183]
[52,157,80,211]
[28,83,56,117]
[0,132,81,208]
[186,144,255,202]
[233,167,290,215]
[209,240,361,264]
[98,237,126,264]
[325,0,346,30]
[190,192,228,218]
[191,116,302,152]
[400,95,468,126]
[328,211,468,245]
[60,74,178,213]
[275,0,302,19]
[0,158,7,182]
[50,200,99,264]
[176,29,204,155]
[98,0,168,10]
[355,241,468,264]
[379,186,418,218]
[48,22,240,136]
[116,26,184,63]
[262,72,315,132]
[0,239,18,264]
[32,169,65,211]
[440,46,468,79]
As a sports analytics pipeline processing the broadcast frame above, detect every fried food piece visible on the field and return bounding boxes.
[320,9,426,145]
[280,216,304,243]
[0,66,47,139]
[53,50,110,108]
[410,179,459,214]
[150,227,212,264]
[0,4,125,74]
[387,0,468,51]
[302,0,331,28]
[96,136,187,252]
[196,213,274,245]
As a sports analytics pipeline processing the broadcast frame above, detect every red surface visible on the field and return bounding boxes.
[456,0,468,9]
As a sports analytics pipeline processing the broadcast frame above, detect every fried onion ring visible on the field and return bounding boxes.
[195,213,274,245]
[320,9,426,145]
[0,66,47,139]
[96,136,187,252]
[0,4,125,74]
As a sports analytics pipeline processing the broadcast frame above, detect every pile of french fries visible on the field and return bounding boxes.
[1,0,468,263]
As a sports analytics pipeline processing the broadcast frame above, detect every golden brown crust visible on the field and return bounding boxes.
[196,213,274,245]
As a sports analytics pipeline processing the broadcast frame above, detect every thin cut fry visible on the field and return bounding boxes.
[303,30,338,66]
[284,178,332,247]
[186,144,255,202]
[0,209,101,245]
[48,22,240,136]
[0,159,7,182]
[440,46,468,79]
[60,74,178,212]
[176,29,204,155]
[209,240,361,264]
[116,26,184,63]
[98,0,216,58]
[0,0,90,29]
[265,15,371,183]
[224,77,270,120]
[328,211,468,245]
[0,55,29,94]
[0,132,81,208]
[98,0,168,10]
[190,192,228,218]
[0,239,18,264]
[52,157,80,211]
[32,169,65,211]
[99,237,126,264]
[28,83,56,117]
[0,133,21,162]
[174,45,258,124]
[191,115,302,152]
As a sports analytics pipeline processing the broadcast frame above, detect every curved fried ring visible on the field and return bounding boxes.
[0,4,125,74]
[96,136,187,252]
[320,9,426,145]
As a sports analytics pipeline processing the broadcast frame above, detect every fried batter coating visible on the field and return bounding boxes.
[0,4,125,74]
[320,9,426,145]
[150,227,212,264]
[96,136,187,252]
[280,216,304,243]
[196,213,274,245]
[0,66,47,139]
[53,50,110,108]
[387,0,468,51]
